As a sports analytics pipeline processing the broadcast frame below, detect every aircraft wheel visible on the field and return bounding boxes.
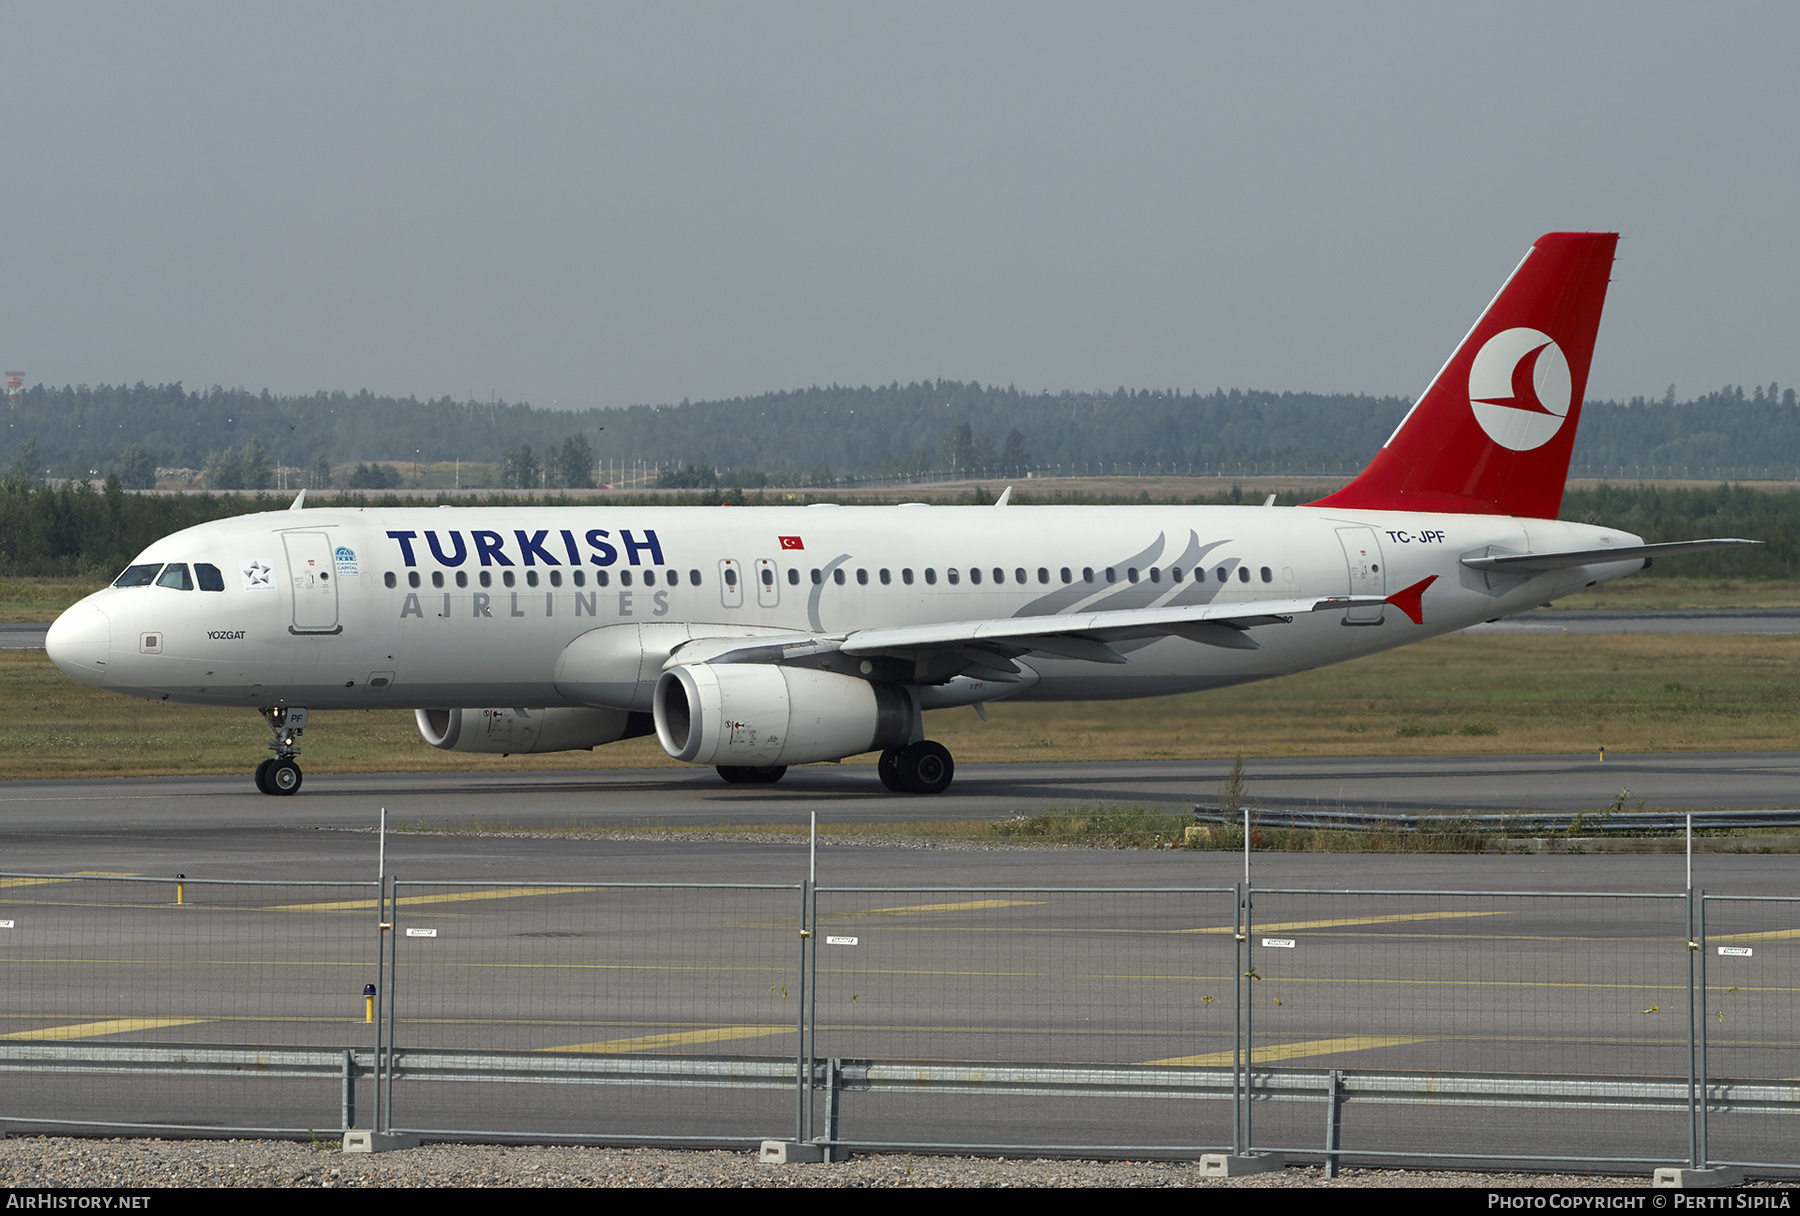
[898,741,954,795]
[877,748,907,792]
[254,759,275,795]
[267,758,303,796]
[716,766,747,783]
[744,766,787,784]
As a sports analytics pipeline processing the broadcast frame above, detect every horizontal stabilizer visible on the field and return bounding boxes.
[1460,538,1759,573]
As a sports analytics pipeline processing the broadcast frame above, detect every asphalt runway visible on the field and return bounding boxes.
[3,759,1798,1171]
[2,849,1794,1169]
[1,753,1797,868]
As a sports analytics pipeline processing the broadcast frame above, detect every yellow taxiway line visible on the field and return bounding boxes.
[1,1017,210,1041]
[1144,1034,1438,1067]
[546,1025,792,1054]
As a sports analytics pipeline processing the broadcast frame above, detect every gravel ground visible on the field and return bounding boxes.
[0,1138,1723,1188]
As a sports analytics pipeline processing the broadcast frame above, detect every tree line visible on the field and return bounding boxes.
[5,378,1800,488]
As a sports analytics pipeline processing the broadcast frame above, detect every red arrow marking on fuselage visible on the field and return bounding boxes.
[1385,575,1438,625]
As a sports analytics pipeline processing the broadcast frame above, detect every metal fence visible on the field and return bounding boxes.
[0,869,1794,1172]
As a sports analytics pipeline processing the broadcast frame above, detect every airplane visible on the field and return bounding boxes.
[45,232,1755,796]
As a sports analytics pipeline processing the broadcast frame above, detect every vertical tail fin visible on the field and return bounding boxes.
[1310,232,1618,519]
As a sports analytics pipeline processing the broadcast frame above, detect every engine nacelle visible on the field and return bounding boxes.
[653,664,913,766]
[415,706,654,754]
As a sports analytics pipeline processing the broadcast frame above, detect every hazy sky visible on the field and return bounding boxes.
[5,3,1795,409]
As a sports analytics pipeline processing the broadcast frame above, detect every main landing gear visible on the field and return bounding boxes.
[256,707,308,796]
[878,740,954,795]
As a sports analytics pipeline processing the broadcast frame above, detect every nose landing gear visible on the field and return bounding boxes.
[255,707,308,796]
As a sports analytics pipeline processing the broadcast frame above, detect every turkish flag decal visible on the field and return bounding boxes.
[779,536,804,550]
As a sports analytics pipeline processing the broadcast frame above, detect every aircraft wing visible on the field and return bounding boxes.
[839,591,1398,662]
[664,580,1434,683]
[1460,538,1759,573]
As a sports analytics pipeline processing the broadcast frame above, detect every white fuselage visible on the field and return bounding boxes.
[48,502,1645,712]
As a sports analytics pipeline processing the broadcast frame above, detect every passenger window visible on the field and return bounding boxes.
[902,569,913,585]
[1216,567,1227,583]
[480,571,493,588]
[114,563,162,588]
[722,569,734,587]
[196,563,226,592]
[456,571,469,588]
[786,568,799,585]
[384,572,397,589]
[1261,566,1273,583]
[155,563,194,590]
[504,571,517,588]
[1083,567,1094,583]
[1105,568,1116,583]
[621,570,634,587]
[409,571,421,588]
[992,568,1004,584]
[433,571,445,589]
[924,568,936,585]
[969,568,982,585]
[666,569,678,586]
[691,570,703,587]
[1127,568,1138,583]
[549,570,562,587]
[595,570,608,587]
[643,570,655,587]
[879,569,891,585]
[947,569,960,585]
[761,567,774,586]
[573,570,586,587]
[1149,567,1160,583]
[1238,566,1250,583]
[857,568,869,585]
[811,569,822,585]
[1061,567,1072,584]
[1037,567,1049,584]
[1172,567,1183,582]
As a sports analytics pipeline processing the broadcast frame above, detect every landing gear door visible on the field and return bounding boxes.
[283,531,342,634]
[1337,526,1386,625]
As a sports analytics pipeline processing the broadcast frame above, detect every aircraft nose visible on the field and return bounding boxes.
[46,602,112,685]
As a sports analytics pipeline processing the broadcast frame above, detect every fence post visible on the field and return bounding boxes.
[794,879,812,1144]
[1697,889,1709,1169]
[1685,884,1698,1169]
[1231,881,1246,1156]
[1323,1069,1343,1179]
[825,1058,843,1163]
[372,873,387,1134]
[341,1050,356,1132]
[384,875,399,1133]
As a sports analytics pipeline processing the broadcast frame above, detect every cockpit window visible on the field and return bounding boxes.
[155,563,194,591]
[114,564,162,587]
[195,563,225,592]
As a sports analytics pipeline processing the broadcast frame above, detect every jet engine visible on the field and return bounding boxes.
[414,706,654,754]
[653,664,913,767]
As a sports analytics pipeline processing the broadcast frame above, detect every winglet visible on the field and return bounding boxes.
[995,486,1012,507]
[1385,575,1437,625]
[289,488,306,512]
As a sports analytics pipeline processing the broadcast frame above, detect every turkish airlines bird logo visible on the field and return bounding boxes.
[1468,327,1572,452]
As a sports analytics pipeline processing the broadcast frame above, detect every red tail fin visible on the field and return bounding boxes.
[1310,232,1618,519]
